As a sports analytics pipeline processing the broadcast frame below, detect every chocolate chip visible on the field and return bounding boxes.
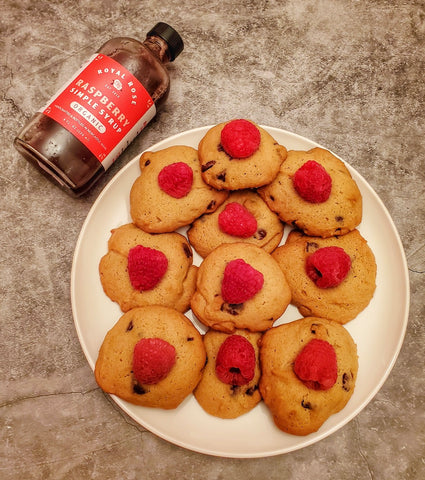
[306,241,319,252]
[301,399,312,410]
[254,229,267,240]
[230,385,240,395]
[133,383,146,395]
[187,337,194,341]
[126,320,134,331]
[342,372,352,391]
[220,302,244,315]
[202,160,216,172]
[217,171,226,182]
[144,159,151,166]
[183,243,192,258]
[245,385,259,396]
[207,200,216,210]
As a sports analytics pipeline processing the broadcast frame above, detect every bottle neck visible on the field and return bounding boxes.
[143,36,171,64]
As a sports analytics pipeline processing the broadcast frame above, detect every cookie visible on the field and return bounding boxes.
[258,147,362,237]
[99,223,197,313]
[94,306,206,409]
[198,119,287,190]
[130,145,228,233]
[272,229,377,324]
[194,329,262,419]
[190,242,291,333]
[187,190,284,258]
[259,317,358,436]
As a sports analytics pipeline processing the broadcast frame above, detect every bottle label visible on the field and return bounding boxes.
[41,54,156,170]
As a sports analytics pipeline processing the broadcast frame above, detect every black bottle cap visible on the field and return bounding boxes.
[147,22,184,61]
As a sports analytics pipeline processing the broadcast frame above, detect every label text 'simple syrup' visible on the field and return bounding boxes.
[14,23,183,196]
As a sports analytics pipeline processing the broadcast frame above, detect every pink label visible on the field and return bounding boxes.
[42,54,156,169]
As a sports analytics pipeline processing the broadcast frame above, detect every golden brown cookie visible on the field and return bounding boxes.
[99,223,197,313]
[272,229,377,324]
[187,190,284,258]
[258,147,362,237]
[194,329,262,419]
[94,306,206,409]
[190,242,291,333]
[130,145,228,233]
[259,317,358,436]
[198,120,287,190]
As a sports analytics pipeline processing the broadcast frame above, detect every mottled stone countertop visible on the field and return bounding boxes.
[1,1,424,479]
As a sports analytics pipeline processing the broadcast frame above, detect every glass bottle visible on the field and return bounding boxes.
[14,22,184,196]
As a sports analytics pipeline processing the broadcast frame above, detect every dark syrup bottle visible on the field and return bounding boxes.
[14,22,183,196]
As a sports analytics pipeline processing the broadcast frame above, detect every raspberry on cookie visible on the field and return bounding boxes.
[132,337,176,385]
[293,338,338,391]
[293,160,332,203]
[157,161,193,198]
[127,245,168,291]
[99,223,197,313]
[220,119,261,158]
[130,145,228,233]
[190,242,291,333]
[215,334,256,386]
[218,202,258,238]
[221,259,264,304]
[194,329,262,418]
[258,147,362,237]
[305,246,351,288]
[187,190,284,258]
[198,119,287,190]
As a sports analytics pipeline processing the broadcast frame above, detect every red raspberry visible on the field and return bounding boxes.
[221,259,264,304]
[293,160,332,203]
[158,162,193,198]
[127,245,168,291]
[215,335,256,386]
[306,246,351,288]
[218,202,258,238]
[220,119,261,158]
[133,337,176,385]
[294,339,338,390]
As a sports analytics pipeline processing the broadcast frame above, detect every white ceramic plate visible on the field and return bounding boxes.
[71,126,409,458]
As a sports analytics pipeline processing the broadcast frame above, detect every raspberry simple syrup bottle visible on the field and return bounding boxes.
[14,22,184,196]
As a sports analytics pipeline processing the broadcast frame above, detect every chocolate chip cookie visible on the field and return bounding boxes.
[99,223,197,313]
[194,329,262,418]
[198,120,287,190]
[260,317,358,435]
[258,147,362,237]
[130,145,228,233]
[272,229,377,324]
[187,190,284,257]
[95,306,206,409]
[190,242,291,333]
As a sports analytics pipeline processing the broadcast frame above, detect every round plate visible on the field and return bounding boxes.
[71,126,409,458]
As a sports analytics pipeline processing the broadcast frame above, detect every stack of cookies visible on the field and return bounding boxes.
[94,119,377,436]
